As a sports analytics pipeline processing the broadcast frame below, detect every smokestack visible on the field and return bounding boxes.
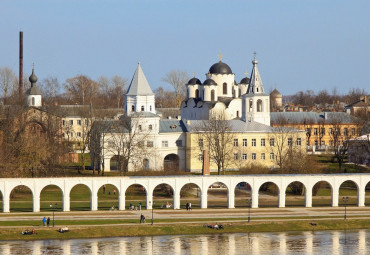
[19,31,23,97]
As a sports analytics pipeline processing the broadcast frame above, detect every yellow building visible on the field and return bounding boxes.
[184,119,306,172]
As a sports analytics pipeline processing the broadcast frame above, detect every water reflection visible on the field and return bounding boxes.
[0,230,369,255]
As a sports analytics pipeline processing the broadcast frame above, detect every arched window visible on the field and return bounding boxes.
[131,105,135,112]
[223,83,227,94]
[211,90,215,101]
[143,159,149,169]
[149,124,153,130]
[236,111,239,118]
[195,89,199,98]
[257,99,263,112]
[141,106,144,111]
[32,97,35,106]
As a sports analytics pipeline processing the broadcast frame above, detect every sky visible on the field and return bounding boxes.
[1,0,369,96]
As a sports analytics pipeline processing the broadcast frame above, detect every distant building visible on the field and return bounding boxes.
[345,95,370,119]
[270,89,283,111]
[347,134,370,166]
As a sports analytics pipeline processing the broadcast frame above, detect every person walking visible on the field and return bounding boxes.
[42,217,47,226]
[139,202,142,211]
[47,217,50,227]
[103,185,106,194]
[113,189,116,195]
[189,202,192,211]
[186,202,189,211]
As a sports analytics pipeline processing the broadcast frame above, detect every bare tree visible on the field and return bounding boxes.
[40,76,60,105]
[195,113,235,175]
[162,70,188,107]
[64,75,99,105]
[0,67,17,104]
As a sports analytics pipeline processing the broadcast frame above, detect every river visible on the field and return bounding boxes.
[0,229,368,255]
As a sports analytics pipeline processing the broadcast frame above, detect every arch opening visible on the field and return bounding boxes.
[207,182,228,208]
[257,99,263,112]
[163,154,179,172]
[125,184,147,210]
[110,155,125,171]
[339,180,358,206]
[98,184,119,210]
[285,181,305,207]
[70,184,91,211]
[234,182,251,208]
[258,182,279,208]
[312,181,332,207]
[153,183,174,209]
[10,185,33,212]
[180,183,201,209]
[40,185,63,212]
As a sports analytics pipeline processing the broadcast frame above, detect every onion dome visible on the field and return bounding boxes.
[203,79,217,86]
[209,61,233,74]
[270,89,282,97]
[240,77,250,84]
[187,77,202,85]
[29,68,38,84]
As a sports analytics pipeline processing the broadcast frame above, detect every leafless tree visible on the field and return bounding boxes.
[64,75,99,105]
[0,67,17,104]
[98,75,127,108]
[162,70,189,107]
[40,76,60,105]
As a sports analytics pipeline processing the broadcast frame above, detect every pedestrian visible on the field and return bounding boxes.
[189,202,192,211]
[186,202,189,211]
[113,189,116,195]
[103,185,106,194]
[139,202,142,211]
[47,217,50,227]
[42,217,46,226]
[140,214,145,223]
[108,191,111,195]
[130,203,133,210]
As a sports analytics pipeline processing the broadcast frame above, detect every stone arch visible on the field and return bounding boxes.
[339,180,358,206]
[10,185,33,212]
[207,182,228,208]
[40,185,63,212]
[258,182,279,208]
[163,154,179,171]
[257,99,263,112]
[97,184,119,210]
[365,182,370,206]
[110,155,124,171]
[179,183,201,209]
[153,183,174,209]
[285,181,306,207]
[234,182,252,208]
[125,184,147,210]
[312,181,333,207]
[69,184,91,211]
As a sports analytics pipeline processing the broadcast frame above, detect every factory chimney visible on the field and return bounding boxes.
[19,31,23,97]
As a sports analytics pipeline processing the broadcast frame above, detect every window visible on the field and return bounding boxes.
[198,154,203,161]
[77,132,81,137]
[149,124,153,130]
[344,128,348,136]
[138,125,142,131]
[243,139,247,147]
[131,105,135,111]
[198,139,203,148]
[234,139,238,147]
[321,128,325,135]
[351,128,356,135]
[242,154,247,160]
[252,139,256,147]
[211,90,215,101]
[261,139,265,146]
[234,153,238,160]
[314,140,318,146]
[288,138,292,146]
[147,141,153,147]
[314,128,318,135]
[69,120,73,125]
[297,138,302,146]
[252,153,256,160]
[329,128,333,134]
[270,153,274,160]
[261,153,265,160]
[62,120,66,126]
[162,141,168,147]
[223,83,227,94]
[138,141,144,147]
[195,89,199,98]
[270,138,275,146]
[77,120,82,125]
[176,140,183,147]
[321,141,325,145]
[141,106,144,111]
[143,159,149,169]
[31,97,35,106]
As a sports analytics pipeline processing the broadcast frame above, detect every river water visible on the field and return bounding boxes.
[0,229,368,255]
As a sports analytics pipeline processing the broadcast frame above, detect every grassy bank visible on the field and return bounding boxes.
[1,218,370,241]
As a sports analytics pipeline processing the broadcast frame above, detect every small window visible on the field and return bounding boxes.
[176,140,183,147]
[252,153,256,160]
[138,141,144,147]
[162,141,168,147]
[242,154,247,160]
[321,128,325,135]
[233,139,238,147]
[351,128,355,135]
[261,153,265,160]
[131,105,135,111]
[252,139,256,147]
[32,97,35,106]
[62,120,66,126]
[77,120,82,125]
[223,83,227,94]
[344,128,348,136]
[198,154,203,161]
[141,106,144,111]
[314,128,318,135]
[270,153,274,160]
[149,124,153,130]
[261,139,265,146]
[138,125,142,131]
[77,132,81,137]
[270,138,275,146]
[329,128,333,134]
[234,153,238,160]
[69,120,73,125]
[243,139,247,147]
[297,138,302,146]
[288,138,292,146]
[147,141,153,147]
[198,139,203,148]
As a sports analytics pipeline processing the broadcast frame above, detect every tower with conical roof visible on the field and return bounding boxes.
[125,62,156,116]
[242,53,270,125]
[26,66,42,107]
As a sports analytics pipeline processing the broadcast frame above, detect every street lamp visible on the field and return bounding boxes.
[247,198,252,222]
[49,203,57,227]
[342,196,349,220]
[149,201,154,225]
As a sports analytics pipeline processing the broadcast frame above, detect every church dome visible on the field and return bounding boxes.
[270,89,282,98]
[240,77,250,84]
[29,69,38,83]
[209,61,233,74]
[203,79,217,86]
[187,77,202,85]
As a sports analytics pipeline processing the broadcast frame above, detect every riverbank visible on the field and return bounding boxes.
[2,218,370,241]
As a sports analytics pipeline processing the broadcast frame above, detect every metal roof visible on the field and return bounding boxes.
[159,119,188,133]
[270,112,360,124]
[126,63,154,96]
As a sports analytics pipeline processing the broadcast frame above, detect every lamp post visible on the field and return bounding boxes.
[247,198,252,222]
[342,196,349,220]
[49,203,57,227]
